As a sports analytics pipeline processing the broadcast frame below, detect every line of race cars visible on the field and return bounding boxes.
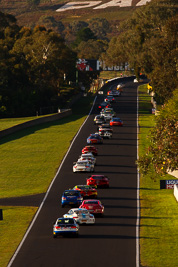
[53,86,123,238]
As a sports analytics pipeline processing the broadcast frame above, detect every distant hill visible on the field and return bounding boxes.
[0,0,151,29]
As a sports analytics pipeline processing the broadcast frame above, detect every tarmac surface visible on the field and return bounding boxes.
[6,77,140,267]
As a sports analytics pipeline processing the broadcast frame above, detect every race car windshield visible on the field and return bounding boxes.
[57,218,74,225]
[64,192,80,196]
[76,210,88,215]
[91,135,100,138]
[77,162,88,165]
[92,176,104,179]
[84,201,99,204]
[78,185,89,189]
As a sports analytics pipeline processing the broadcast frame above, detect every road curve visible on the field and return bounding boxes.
[9,78,139,267]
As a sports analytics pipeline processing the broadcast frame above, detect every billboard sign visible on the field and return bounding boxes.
[160,179,178,189]
[76,59,130,71]
[76,59,101,71]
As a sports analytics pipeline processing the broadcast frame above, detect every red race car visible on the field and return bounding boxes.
[73,185,98,199]
[98,101,111,109]
[86,175,109,188]
[110,118,123,126]
[82,145,98,156]
[79,199,104,216]
[104,96,115,103]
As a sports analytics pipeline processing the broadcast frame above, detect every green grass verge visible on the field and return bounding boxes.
[0,94,94,198]
[0,117,86,198]
[0,206,37,267]
[138,85,178,267]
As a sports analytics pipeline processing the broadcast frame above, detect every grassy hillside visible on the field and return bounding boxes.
[0,0,139,31]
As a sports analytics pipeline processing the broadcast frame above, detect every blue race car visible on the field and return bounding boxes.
[53,217,79,238]
[61,190,83,208]
[87,134,103,144]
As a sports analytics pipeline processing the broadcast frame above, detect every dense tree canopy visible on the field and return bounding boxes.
[76,39,108,60]
[62,18,110,54]
[88,18,110,41]
[63,21,89,45]
[37,16,65,36]
[0,13,78,117]
[72,27,96,48]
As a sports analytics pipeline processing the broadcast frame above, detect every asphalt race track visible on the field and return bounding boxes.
[9,78,139,267]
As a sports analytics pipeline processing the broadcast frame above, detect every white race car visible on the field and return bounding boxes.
[53,218,79,238]
[94,115,106,125]
[96,131,112,139]
[63,208,95,224]
[73,160,94,172]
[78,153,96,165]
[108,90,120,97]
[101,111,115,120]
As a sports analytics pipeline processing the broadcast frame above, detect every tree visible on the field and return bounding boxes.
[0,11,17,31]
[0,14,78,117]
[137,90,178,175]
[72,27,96,48]
[37,16,65,35]
[68,21,88,33]
[76,39,108,60]
[88,18,110,40]
[12,26,77,109]
[103,33,129,67]
[63,21,88,45]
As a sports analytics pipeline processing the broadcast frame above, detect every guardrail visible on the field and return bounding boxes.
[0,109,72,139]
[174,184,178,202]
